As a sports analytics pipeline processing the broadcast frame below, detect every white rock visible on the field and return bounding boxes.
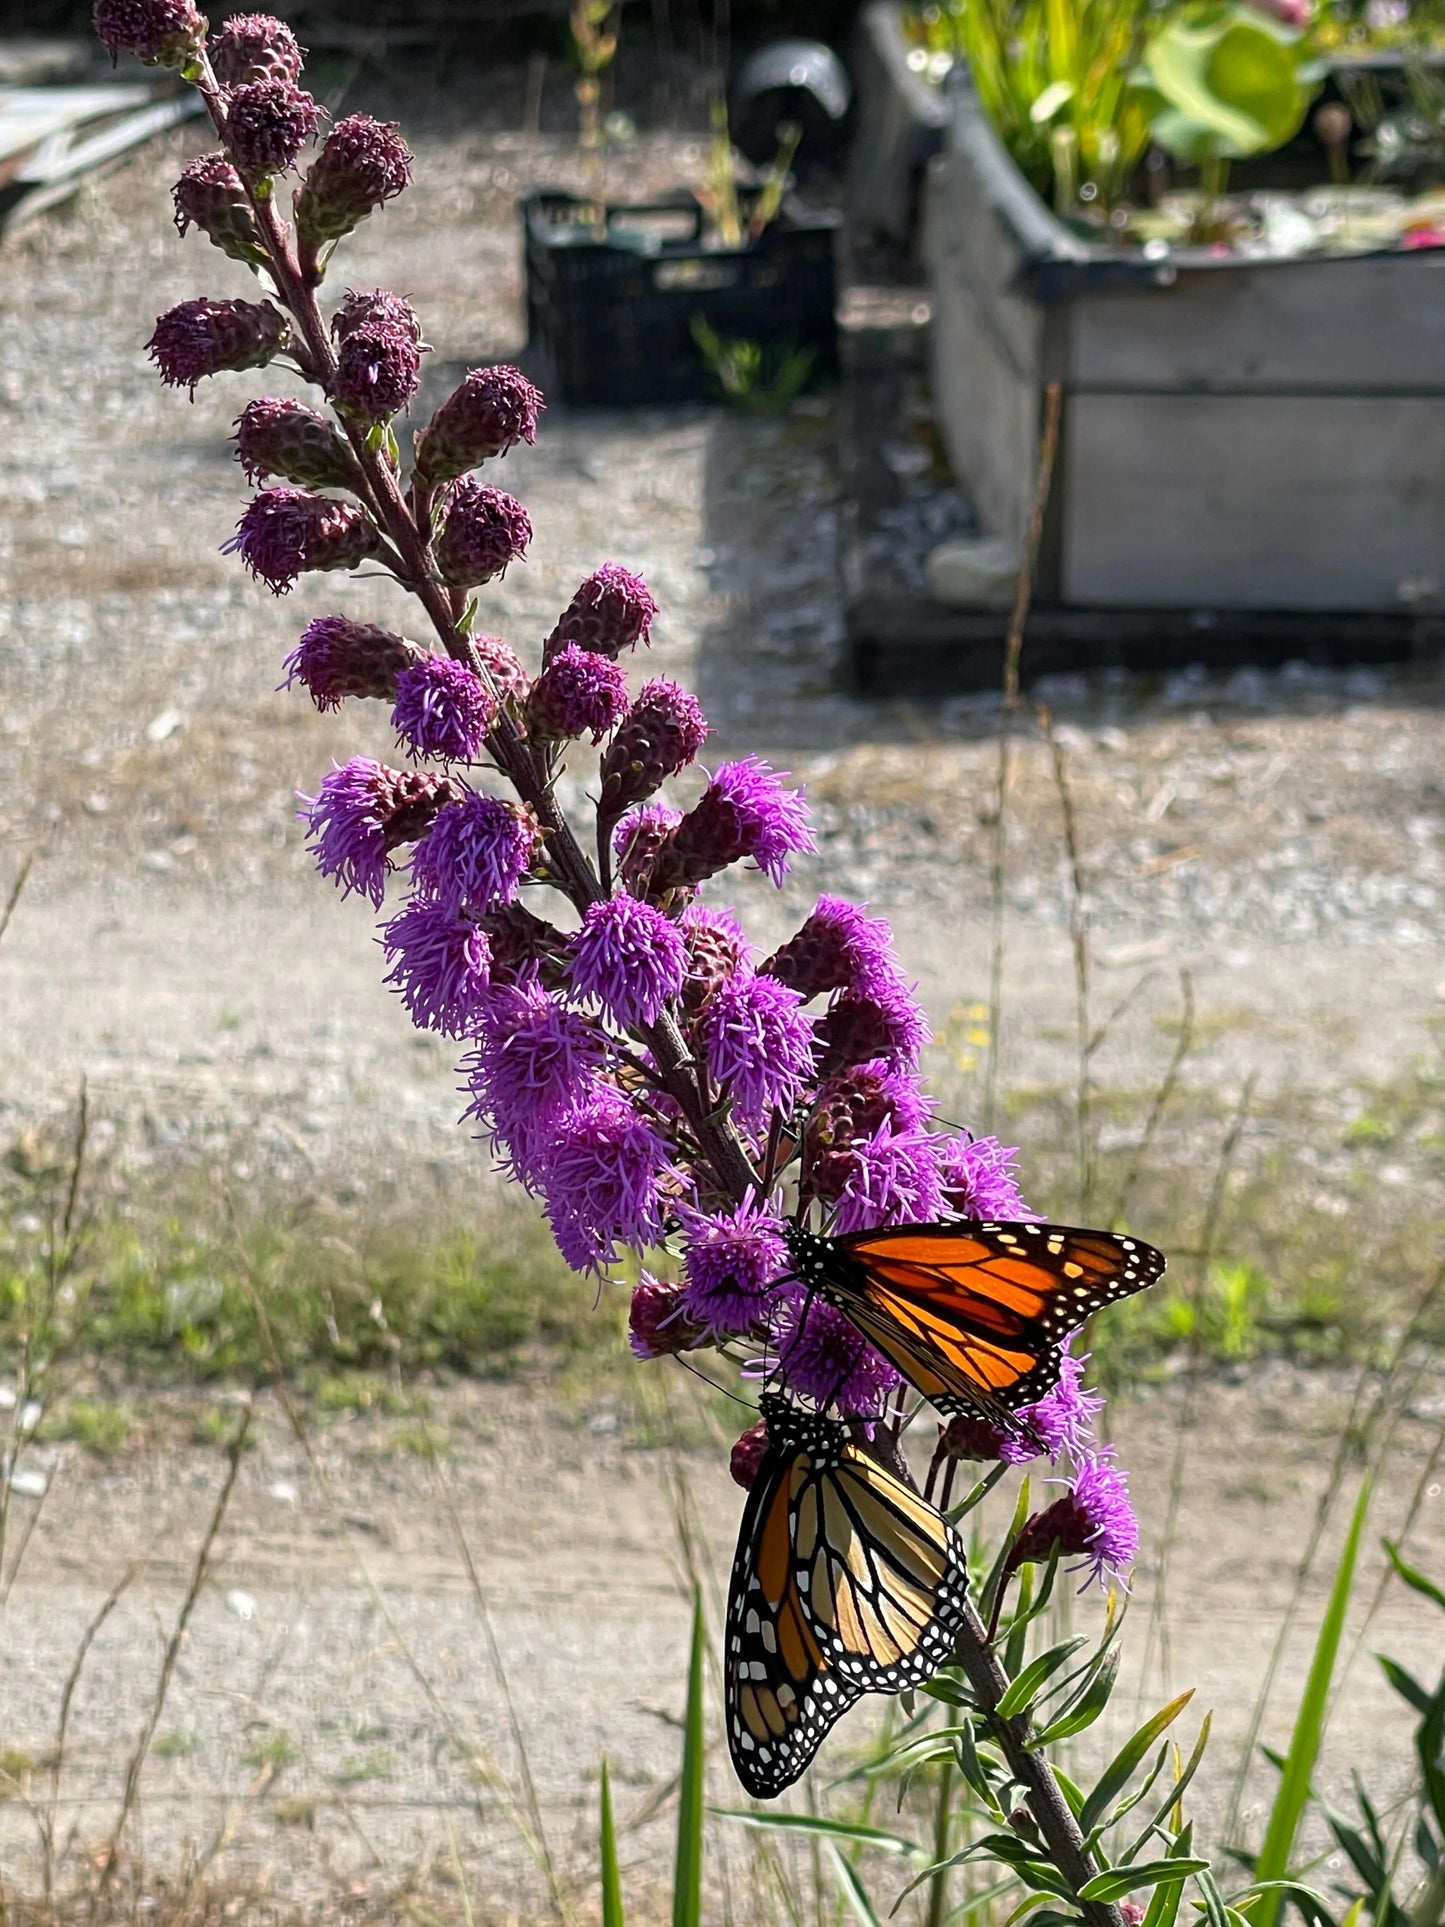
[924,535,1020,610]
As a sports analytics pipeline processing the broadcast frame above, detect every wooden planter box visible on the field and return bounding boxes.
[924,74,1445,615]
[845,0,950,254]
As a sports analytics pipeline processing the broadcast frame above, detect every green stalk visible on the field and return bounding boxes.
[673,1596,707,1927]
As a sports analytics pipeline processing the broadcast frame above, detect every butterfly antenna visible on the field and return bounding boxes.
[671,1352,756,1410]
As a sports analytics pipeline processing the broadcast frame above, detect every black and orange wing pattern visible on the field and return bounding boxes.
[787,1221,1165,1421]
[726,1392,969,1799]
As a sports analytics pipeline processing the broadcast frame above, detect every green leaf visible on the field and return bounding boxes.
[1079,1861,1210,1903]
[1133,5,1314,162]
[1384,1542,1445,1614]
[826,1843,884,1927]
[1247,1476,1371,1927]
[1035,1651,1123,1747]
[1031,80,1076,123]
[456,597,479,638]
[673,1596,706,1927]
[998,1639,1091,1719]
[1378,1655,1433,1717]
[1196,1864,1232,1927]
[1231,1880,1338,1927]
[1140,1830,1194,1927]
[599,1760,625,1927]
[718,1811,927,1857]
[1078,1692,1196,1837]
[1125,1714,1214,1860]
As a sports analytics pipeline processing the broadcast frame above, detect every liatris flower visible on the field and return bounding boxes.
[172,154,266,265]
[209,11,303,86]
[147,296,288,395]
[771,1292,900,1417]
[828,1119,947,1232]
[543,563,658,664]
[476,901,567,992]
[763,896,903,1002]
[678,1196,787,1337]
[391,656,495,764]
[566,895,687,1030]
[282,615,420,710]
[613,804,682,899]
[934,1411,1022,1465]
[465,982,606,1171]
[1019,1353,1104,1462]
[94,0,206,67]
[379,896,490,1036]
[813,983,929,1076]
[234,396,359,490]
[599,680,709,825]
[940,1135,1035,1221]
[223,487,381,593]
[541,1085,673,1272]
[331,286,421,346]
[630,1275,708,1360]
[224,78,319,176]
[472,635,529,706]
[679,902,752,1016]
[300,759,458,906]
[410,791,538,915]
[803,1067,936,1202]
[331,315,422,424]
[729,1419,771,1489]
[653,758,816,893]
[413,365,543,485]
[1008,1451,1139,1588]
[698,972,815,1126]
[526,644,628,746]
[434,478,532,587]
[295,114,412,249]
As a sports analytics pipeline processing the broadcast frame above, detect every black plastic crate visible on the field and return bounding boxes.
[522,189,840,407]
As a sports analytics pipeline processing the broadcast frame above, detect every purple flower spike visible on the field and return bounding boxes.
[95,0,206,67]
[413,365,543,485]
[763,896,903,1002]
[814,983,930,1077]
[771,1292,901,1417]
[566,895,687,1030]
[630,1274,708,1360]
[940,1135,1037,1222]
[541,1085,673,1273]
[526,643,629,746]
[148,297,289,396]
[1009,1451,1140,1589]
[209,12,303,86]
[544,563,658,664]
[172,154,267,265]
[224,78,319,176]
[699,972,814,1126]
[380,896,490,1036]
[1018,1352,1105,1463]
[434,478,532,588]
[802,1062,932,1204]
[223,487,380,594]
[234,396,359,490]
[299,759,457,907]
[654,757,815,893]
[598,680,709,825]
[828,1119,947,1233]
[464,982,607,1174]
[678,1195,787,1338]
[391,656,496,764]
[411,791,538,915]
[282,615,420,711]
[296,114,412,248]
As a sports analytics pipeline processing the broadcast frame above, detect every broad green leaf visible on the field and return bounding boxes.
[1384,1542,1445,1614]
[673,1597,706,1927]
[1078,1692,1195,1837]
[599,1760,625,1927]
[998,1639,1091,1719]
[1034,1650,1123,1746]
[826,1843,884,1927]
[1079,1860,1210,1903]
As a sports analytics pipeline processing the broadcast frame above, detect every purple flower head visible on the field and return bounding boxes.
[223,487,380,593]
[391,656,496,764]
[331,317,422,424]
[209,12,303,85]
[380,896,490,1036]
[654,757,815,893]
[803,1064,934,1206]
[477,901,567,993]
[234,396,359,490]
[698,972,815,1127]
[434,478,532,588]
[1009,1451,1139,1589]
[94,0,205,67]
[472,635,530,707]
[526,644,629,746]
[678,1195,788,1338]
[147,296,288,396]
[282,615,420,711]
[814,982,930,1077]
[295,114,412,247]
[1018,1352,1105,1463]
[299,759,458,906]
[827,1119,948,1233]
[465,982,607,1173]
[613,805,683,899]
[172,153,266,265]
[566,895,687,1030]
[730,1419,771,1490]
[413,365,543,485]
[680,901,752,1016]
[411,791,538,915]
[763,896,903,1003]
[541,1084,673,1273]
[598,679,709,825]
[934,1412,1021,1466]
[630,1275,708,1360]
[544,563,658,664]
[331,286,422,345]
[224,78,319,175]
[771,1291,901,1417]
[940,1135,1036,1222]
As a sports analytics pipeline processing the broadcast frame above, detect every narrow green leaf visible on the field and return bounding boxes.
[1195,1864,1231,1927]
[1031,79,1076,122]
[982,1478,1035,1631]
[944,1876,1022,1924]
[1232,1879,1337,1927]
[998,1639,1091,1719]
[1248,1477,1372,1927]
[717,1810,927,1857]
[1383,1542,1445,1614]
[1034,1651,1122,1746]
[826,1843,884,1927]
[673,1596,706,1927]
[456,596,479,637]
[1078,1692,1196,1836]
[1124,1715,1214,1861]
[600,1760,625,1927]
[1079,1861,1210,1903]
[1139,1833,1192,1927]
[1378,1655,1433,1717]
[1005,1562,1037,1678]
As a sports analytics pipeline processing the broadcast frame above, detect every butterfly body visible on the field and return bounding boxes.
[726,1391,968,1799]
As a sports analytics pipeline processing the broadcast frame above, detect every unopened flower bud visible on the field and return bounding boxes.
[475,901,567,992]
[209,11,302,85]
[433,479,531,588]
[630,1277,707,1360]
[147,296,288,395]
[543,562,657,664]
[413,365,542,486]
[301,759,461,906]
[282,615,421,711]
[295,114,412,249]
[331,318,421,424]
[94,0,206,69]
[234,397,360,489]
[331,287,421,345]
[526,643,628,746]
[648,757,814,894]
[729,1420,771,1489]
[613,804,682,901]
[934,1412,1011,1463]
[172,154,267,265]
[597,678,708,822]
[224,77,319,176]
[471,635,530,707]
[223,487,381,593]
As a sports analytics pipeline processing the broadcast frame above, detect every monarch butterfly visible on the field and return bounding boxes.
[727,1390,969,1799]
[784,1221,1166,1426]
